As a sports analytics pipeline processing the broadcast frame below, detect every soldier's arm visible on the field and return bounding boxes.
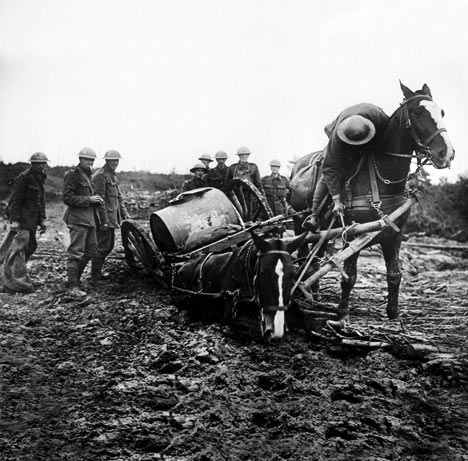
[93,173,109,225]
[63,172,92,208]
[117,183,130,220]
[8,175,27,222]
[321,139,346,198]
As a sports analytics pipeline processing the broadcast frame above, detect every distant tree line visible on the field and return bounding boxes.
[1,161,467,240]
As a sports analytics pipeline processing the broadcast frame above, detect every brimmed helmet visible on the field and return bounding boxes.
[104,150,122,160]
[29,152,49,163]
[78,147,97,159]
[270,159,281,167]
[336,115,376,145]
[198,153,213,163]
[190,162,208,173]
[236,146,251,155]
[215,151,228,160]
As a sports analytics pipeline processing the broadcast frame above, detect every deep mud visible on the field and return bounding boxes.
[1,220,468,461]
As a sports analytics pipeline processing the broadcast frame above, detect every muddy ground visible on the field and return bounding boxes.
[1,213,468,461]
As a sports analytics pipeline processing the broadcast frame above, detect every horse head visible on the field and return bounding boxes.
[399,82,455,169]
[250,231,307,340]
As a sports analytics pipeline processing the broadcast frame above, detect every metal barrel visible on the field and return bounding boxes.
[150,187,243,253]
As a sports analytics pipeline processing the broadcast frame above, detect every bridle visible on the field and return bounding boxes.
[249,246,293,313]
[400,94,447,162]
[372,94,447,185]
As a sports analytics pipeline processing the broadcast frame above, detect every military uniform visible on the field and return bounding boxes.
[91,163,129,278]
[6,168,46,260]
[226,162,265,221]
[63,165,99,285]
[322,103,389,198]
[262,174,290,216]
[181,176,206,192]
[203,165,228,193]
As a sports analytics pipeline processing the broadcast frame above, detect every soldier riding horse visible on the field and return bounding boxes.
[289,82,454,320]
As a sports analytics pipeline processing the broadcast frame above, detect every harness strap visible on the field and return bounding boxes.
[367,154,381,206]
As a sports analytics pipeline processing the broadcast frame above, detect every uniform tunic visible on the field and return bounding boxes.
[181,176,206,192]
[262,174,290,215]
[225,162,265,194]
[322,103,389,198]
[6,167,46,260]
[63,165,98,262]
[92,164,129,261]
[7,168,46,231]
[203,165,228,193]
[93,164,128,229]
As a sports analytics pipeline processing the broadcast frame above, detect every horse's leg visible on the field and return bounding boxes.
[337,251,360,319]
[293,215,309,259]
[380,233,402,320]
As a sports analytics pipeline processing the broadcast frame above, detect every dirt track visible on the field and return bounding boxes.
[1,218,468,461]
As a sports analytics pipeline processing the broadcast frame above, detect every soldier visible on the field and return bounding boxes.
[1,153,48,292]
[262,159,293,216]
[226,146,265,221]
[91,150,130,281]
[304,104,389,231]
[203,151,229,193]
[181,163,208,192]
[63,147,104,296]
[198,153,213,170]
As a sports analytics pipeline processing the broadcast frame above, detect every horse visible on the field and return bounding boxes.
[289,82,455,320]
[172,231,307,340]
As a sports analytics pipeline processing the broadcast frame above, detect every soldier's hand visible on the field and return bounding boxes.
[286,205,295,215]
[90,195,104,205]
[332,198,345,217]
[39,221,47,233]
[10,221,20,230]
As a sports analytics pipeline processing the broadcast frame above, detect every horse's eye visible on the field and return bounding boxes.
[414,107,424,116]
[441,109,445,118]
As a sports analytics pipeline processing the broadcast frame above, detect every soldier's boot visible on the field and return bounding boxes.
[91,256,109,281]
[67,259,87,297]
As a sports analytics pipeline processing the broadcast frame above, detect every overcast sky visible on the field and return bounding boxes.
[0,0,466,182]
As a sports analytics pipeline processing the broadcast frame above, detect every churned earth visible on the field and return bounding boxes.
[1,213,468,461]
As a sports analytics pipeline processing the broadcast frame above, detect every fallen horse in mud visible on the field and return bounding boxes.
[172,231,307,340]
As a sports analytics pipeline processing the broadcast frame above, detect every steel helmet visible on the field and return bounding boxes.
[78,147,97,159]
[270,159,281,167]
[236,146,251,155]
[198,153,213,163]
[336,115,376,145]
[190,162,208,173]
[29,152,49,163]
[215,151,228,160]
[104,150,122,160]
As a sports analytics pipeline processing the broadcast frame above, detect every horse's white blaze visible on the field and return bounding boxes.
[420,100,455,157]
[273,259,285,338]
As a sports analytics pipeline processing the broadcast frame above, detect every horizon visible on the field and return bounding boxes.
[1,0,467,184]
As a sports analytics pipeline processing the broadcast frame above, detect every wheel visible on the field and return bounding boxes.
[121,219,168,288]
[226,178,274,222]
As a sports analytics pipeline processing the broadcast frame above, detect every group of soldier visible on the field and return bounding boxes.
[181,146,293,218]
[1,148,128,297]
[1,101,390,295]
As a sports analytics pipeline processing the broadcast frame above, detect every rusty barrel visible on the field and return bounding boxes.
[150,187,243,253]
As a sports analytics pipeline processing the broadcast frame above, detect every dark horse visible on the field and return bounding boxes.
[172,232,307,339]
[290,82,454,319]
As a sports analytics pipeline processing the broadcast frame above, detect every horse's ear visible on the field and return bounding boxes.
[250,231,268,252]
[422,83,432,98]
[286,232,308,254]
[399,80,414,99]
